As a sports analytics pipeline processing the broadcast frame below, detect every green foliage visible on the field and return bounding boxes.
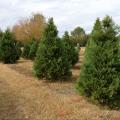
[71,27,85,36]
[0,29,21,64]
[62,31,79,66]
[0,30,3,39]
[77,16,120,108]
[28,39,38,60]
[22,42,31,59]
[0,30,3,44]
[34,18,71,80]
[71,27,88,47]
[15,42,22,60]
[22,38,38,60]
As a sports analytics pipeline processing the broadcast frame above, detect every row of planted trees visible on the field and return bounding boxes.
[0,18,79,75]
[0,15,120,108]
[0,30,38,63]
[30,16,120,108]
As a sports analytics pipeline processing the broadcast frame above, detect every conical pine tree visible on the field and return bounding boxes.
[62,31,79,66]
[22,40,33,59]
[77,16,120,108]
[0,29,21,63]
[34,18,71,80]
[28,38,38,60]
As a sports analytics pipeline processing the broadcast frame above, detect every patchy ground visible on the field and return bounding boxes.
[0,47,120,120]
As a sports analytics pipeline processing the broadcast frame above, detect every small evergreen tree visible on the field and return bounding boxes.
[28,38,38,60]
[15,41,22,60]
[77,16,120,108]
[62,31,79,66]
[22,39,38,60]
[0,29,21,63]
[34,18,71,80]
[0,30,3,39]
[22,41,32,59]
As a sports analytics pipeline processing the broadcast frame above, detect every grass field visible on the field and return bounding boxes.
[0,47,120,120]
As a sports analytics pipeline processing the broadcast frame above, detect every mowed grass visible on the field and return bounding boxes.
[0,47,120,120]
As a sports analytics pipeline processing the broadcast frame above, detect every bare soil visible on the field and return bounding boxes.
[0,47,120,120]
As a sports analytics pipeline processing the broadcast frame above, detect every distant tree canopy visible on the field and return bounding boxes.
[12,13,46,43]
[71,27,89,47]
[71,27,85,36]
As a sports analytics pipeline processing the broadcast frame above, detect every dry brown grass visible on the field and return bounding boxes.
[0,47,120,120]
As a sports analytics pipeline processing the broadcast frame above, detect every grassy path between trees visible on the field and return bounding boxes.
[0,48,120,120]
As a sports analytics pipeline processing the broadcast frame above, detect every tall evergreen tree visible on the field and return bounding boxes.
[0,29,21,63]
[62,31,79,66]
[34,18,71,80]
[77,16,120,108]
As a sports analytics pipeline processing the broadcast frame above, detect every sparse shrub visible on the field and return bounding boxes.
[77,16,120,108]
[0,29,21,63]
[62,31,79,66]
[34,18,71,80]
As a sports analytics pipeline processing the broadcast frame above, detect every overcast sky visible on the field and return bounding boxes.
[0,0,120,36]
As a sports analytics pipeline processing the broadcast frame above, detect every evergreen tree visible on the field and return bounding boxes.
[0,29,21,63]
[15,41,22,60]
[22,41,32,59]
[22,38,38,60]
[28,38,38,60]
[34,18,71,80]
[0,30,3,39]
[77,16,120,108]
[62,31,79,66]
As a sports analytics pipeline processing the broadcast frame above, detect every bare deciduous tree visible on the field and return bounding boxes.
[12,13,46,43]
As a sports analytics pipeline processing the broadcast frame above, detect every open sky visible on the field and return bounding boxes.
[0,0,120,35]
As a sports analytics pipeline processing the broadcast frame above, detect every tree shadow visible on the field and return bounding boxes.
[17,58,32,63]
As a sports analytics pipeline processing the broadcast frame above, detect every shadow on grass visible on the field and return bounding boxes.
[17,58,32,63]
[43,72,79,84]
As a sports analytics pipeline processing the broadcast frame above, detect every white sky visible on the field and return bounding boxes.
[0,0,120,36]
